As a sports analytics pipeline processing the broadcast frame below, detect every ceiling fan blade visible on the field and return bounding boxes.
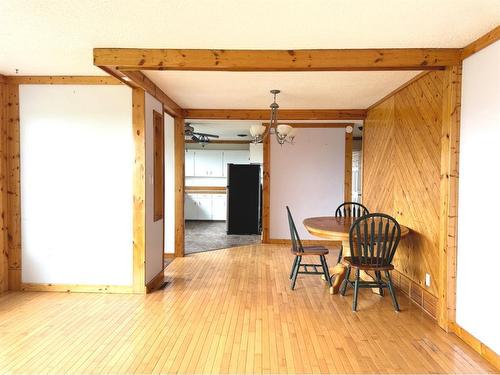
[192,132,219,138]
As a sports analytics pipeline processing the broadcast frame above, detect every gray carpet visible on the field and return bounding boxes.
[185,220,261,254]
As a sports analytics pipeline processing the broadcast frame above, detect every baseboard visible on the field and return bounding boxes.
[449,322,500,370]
[267,239,341,247]
[146,269,166,293]
[20,283,135,294]
[391,270,438,319]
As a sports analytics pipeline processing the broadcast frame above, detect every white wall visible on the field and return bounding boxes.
[270,128,345,240]
[164,113,175,254]
[456,41,500,353]
[19,85,133,286]
[145,93,164,283]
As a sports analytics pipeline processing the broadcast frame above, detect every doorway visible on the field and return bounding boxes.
[183,121,263,254]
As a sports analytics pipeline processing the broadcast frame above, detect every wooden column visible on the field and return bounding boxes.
[5,83,21,291]
[344,131,353,202]
[0,78,7,292]
[262,130,270,243]
[438,65,462,331]
[174,116,185,257]
[132,88,146,293]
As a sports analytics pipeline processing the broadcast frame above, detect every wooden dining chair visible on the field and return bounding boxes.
[334,202,369,263]
[340,213,401,311]
[286,206,332,290]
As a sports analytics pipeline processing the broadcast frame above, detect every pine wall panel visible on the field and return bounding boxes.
[363,71,443,300]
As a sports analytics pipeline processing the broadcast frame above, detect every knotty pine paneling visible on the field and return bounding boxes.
[0,80,7,292]
[363,71,443,298]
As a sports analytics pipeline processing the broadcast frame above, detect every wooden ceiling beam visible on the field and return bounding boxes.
[461,25,500,60]
[95,66,184,118]
[185,139,251,144]
[261,122,355,128]
[94,48,461,71]
[184,109,366,120]
[120,70,183,117]
[4,76,122,85]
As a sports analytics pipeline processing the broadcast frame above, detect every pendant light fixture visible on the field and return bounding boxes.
[250,90,297,145]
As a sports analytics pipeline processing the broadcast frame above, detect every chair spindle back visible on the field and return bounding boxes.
[349,213,401,267]
[335,202,369,218]
[286,206,304,253]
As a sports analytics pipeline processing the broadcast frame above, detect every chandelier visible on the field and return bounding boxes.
[249,90,297,145]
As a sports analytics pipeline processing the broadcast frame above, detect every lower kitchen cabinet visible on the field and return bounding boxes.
[211,194,227,220]
[185,193,226,221]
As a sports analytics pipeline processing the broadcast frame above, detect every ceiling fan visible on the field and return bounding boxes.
[184,123,220,144]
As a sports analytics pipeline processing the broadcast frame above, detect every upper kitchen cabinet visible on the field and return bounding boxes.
[193,150,224,177]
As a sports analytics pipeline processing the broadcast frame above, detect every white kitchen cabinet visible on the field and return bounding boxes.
[211,194,227,220]
[193,150,224,177]
[222,150,250,176]
[195,194,212,220]
[184,193,227,220]
[185,149,195,176]
[184,194,197,219]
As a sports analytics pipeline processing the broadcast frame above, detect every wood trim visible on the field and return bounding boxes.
[153,110,164,222]
[449,322,500,370]
[174,117,185,257]
[262,122,355,128]
[185,186,226,192]
[268,239,340,247]
[164,253,175,259]
[94,48,461,71]
[461,26,500,60]
[20,283,134,294]
[6,83,21,291]
[120,71,183,118]
[185,139,251,144]
[438,65,462,331]
[132,88,146,293]
[184,109,367,120]
[262,129,270,243]
[0,80,8,292]
[366,71,431,111]
[4,76,122,85]
[145,269,166,293]
[344,132,353,202]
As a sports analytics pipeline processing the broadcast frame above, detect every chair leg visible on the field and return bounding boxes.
[375,271,384,296]
[336,245,343,264]
[340,265,351,296]
[289,256,299,280]
[290,255,302,290]
[385,270,400,311]
[319,255,332,287]
[352,268,360,311]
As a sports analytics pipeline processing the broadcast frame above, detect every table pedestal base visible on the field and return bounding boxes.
[327,240,381,295]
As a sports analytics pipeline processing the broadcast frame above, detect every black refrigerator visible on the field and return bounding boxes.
[226,164,261,235]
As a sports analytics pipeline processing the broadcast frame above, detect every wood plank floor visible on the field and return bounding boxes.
[0,244,495,374]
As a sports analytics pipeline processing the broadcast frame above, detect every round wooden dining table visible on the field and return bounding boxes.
[303,216,410,294]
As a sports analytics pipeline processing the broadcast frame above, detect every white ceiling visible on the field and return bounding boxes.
[1,0,499,76]
[145,70,422,108]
